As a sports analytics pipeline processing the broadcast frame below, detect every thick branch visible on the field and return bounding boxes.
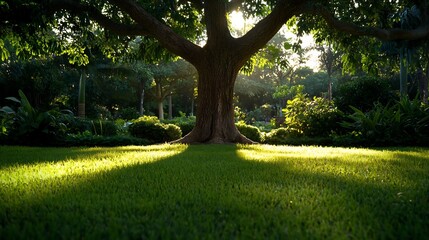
[309,5,429,41]
[49,0,148,36]
[235,0,306,63]
[108,0,202,65]
[204,0,232,46]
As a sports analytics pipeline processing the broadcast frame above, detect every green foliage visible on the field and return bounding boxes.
[0,106,15,136]
[164,124,182,142]
[340,97,429,146]
[244,104,275,123]
[117,107,140,121]
[63,132,150,147]
[114,118,130,135]
[263,127,333,146]
[264,127,333,146]
[129,121,164,143]
[340,104,401,145]
[283,95,342,137]
[162,115,196,136]
[235,121,263,143]
[253,121,276,133]
[0,56,79,111]
[1,90,69,145]
[129,115,182,143]
[335,76,393,112]
[89,120,118,136]
[264,127,291,144]
[273,85,304,100]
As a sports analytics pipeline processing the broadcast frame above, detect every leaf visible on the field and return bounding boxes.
[5,97,20,104]
[0,106,15,114]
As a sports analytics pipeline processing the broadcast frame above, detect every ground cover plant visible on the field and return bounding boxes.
[0,144,428,239]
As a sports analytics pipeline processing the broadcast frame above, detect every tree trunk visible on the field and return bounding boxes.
[327,75,333,101]
[78,72,85,118]
[400,48,408,97]
[168,94,173,120]
[158,101,164,120]
[174,58,253,144]
[418,67,428,104]
[190,98,194,117]
[156,83,164,120]
[139,89,145,116]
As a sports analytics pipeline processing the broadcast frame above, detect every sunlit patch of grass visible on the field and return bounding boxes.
[0,144,428,239]
[0,144,187,206]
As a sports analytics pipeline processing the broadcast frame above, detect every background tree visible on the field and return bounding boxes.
[317,44,342,100]
[149,59,196,120]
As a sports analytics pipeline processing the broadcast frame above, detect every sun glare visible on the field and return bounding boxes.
[229,10,245,30]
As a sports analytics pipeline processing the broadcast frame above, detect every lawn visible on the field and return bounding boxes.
[0,144,428,239]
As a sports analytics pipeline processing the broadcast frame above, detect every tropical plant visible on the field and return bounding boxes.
[340,97,429,146]
[1,90,69,145]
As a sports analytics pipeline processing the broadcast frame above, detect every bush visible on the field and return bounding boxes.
[283,95,342,137]
[264,128,291,145]
[61,117,118,136]
[162,115,196,136]
[63,131,150,147]
[264,127,332,146]
[164,124,182,142]
[236,121,263,142]
[89,120,118,136]
[61,116,92,134]
[335,76,393,113]
[129,116,182,143]
[117,107,140,121]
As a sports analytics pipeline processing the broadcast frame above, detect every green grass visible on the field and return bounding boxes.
[1,144,428,239]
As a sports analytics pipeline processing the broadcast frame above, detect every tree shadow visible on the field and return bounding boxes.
[1,145,428,239]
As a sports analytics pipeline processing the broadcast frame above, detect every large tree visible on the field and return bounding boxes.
[2,0,429,143]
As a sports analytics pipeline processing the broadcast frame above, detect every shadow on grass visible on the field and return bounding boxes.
[1,145,428,239]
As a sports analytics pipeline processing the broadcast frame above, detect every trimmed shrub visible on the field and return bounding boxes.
[264,127,332,146]
[162,115,196,136]
[174,121,195,136]
[129,116,182,143]
[264,128,291,145]
[236,121,263,142]
[63,132,150,147]
[164,124,182,142]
